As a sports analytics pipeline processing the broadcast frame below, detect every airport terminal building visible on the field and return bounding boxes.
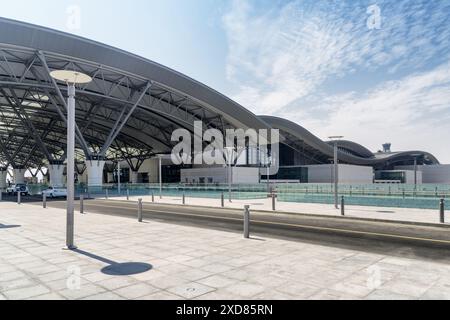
[0,18,448,188]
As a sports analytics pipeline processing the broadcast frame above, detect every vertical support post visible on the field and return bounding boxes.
[0,189,2,201]
[272,193,276,211]
[440,198,445,224]
[414,157,418,191]
[159,156,162,199]
[43,193,47,209]
[341,196,345,216]
[182,192,185,205]
[244,205,250,239]
[126,189,130,201]
[66,83,76,250]
[17,191,21,205]
[221,192,224,208]
[229,157,232,203]
[105,188,108,200]
[80,194,84,214]
[152,191,155,203]
[117,161,121,196]
[138,198,143,222]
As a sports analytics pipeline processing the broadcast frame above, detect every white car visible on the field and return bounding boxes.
[6,184,29,196]
[42,187,67,198]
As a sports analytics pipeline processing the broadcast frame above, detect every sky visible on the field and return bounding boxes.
[1,0,450,162]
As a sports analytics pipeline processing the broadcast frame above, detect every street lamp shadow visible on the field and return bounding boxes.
[73,249,153,276]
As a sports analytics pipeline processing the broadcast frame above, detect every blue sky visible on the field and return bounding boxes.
[2,0,450,162]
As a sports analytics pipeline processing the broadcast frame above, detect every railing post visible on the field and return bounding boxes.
[43,193,47,209]
[138,198,143,222]
[341,196,345,216]
[440,198,445,224]
[244,205,250,239]
[221,192,224,208]
[17,191,21,205]
[272,193,276,211]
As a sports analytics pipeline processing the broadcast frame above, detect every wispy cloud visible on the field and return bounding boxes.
[280,62,450,161]
[222,0,450,161]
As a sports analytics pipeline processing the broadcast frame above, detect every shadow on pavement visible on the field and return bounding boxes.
[0,224,21,229]
[73,249,153,276]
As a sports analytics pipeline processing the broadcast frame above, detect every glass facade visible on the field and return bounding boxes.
[262,166,309,183]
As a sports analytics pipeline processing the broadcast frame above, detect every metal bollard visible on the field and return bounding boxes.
[126,189,130,201]
[221,192,224,208]
[105,189,109,200]
[272,193,276,211]
[80,195,84,214]
[43,193,47,209]
[440,198,445,224]
[341,196,345,216]
[152,192,155,203]
[17,192,21,205]
[244,205,250,239]
[182,192,185,205]
[138,198,143,222]
[0,189,2,201]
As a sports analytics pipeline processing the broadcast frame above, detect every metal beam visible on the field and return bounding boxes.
[99,82,152,156]
[37,52,92,157]
[3,87,54,161]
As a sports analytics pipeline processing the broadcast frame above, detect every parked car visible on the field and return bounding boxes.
[6,184,30,196]
[41,186,67,198]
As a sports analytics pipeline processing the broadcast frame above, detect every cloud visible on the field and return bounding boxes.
[279,62,450,162]
[222,0,450,162]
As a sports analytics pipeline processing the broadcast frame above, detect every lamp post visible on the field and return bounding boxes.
[410,154,422,191]
[50,70,92,250]
[158,155,163,199]
[224,147,234,203]
[117,160,121,196]
[329,136,343,210]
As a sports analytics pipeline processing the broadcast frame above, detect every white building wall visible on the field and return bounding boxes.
[305,164,374,184]
[181,167,259,184]
[138,158,160,183]
[396,165,450,184]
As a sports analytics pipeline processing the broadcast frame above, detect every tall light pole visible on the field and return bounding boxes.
[225,147,234,203]
[329,136,343,210]
[117,160,121,195]
[411,154,422,190]
[158,155,163,199]
[50,70,92,250]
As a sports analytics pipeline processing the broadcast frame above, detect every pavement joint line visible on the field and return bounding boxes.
[75,202,450,246]
[90,198,450,230]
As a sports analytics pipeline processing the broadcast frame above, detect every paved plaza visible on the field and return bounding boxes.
[102,195,446,226]
[1,202,450,300]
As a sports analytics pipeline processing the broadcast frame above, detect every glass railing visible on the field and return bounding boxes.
[23,182,450,210]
